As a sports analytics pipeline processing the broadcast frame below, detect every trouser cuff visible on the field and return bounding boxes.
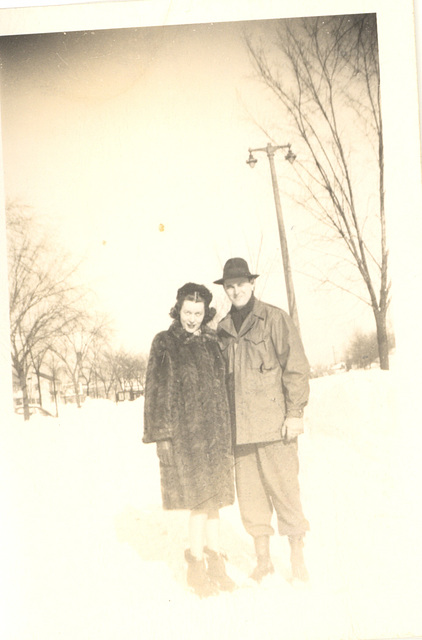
[245,524,275,538]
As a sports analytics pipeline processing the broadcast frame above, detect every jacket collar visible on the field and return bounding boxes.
[219,299,266,338]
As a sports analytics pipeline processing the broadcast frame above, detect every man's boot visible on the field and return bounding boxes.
[289,536,309,582]
[184,549,219,598]
[249,535,275,583]
[204,547,237,592]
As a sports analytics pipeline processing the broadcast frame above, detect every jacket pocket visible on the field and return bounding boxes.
[244,334,278,371]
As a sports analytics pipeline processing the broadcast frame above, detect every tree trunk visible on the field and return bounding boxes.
[18,369,31,421]
[374,307,389,370]
[52,375,59,417]
[72,377,81,408]
[35,369,43,406]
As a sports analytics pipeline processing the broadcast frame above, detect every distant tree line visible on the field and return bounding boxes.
[6,202,148,421]
[311,328,395,378]
[343,329,395,371]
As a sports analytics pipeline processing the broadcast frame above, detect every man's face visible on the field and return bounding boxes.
[223,277,255,309]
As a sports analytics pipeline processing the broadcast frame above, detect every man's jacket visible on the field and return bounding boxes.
[217,299,310,445]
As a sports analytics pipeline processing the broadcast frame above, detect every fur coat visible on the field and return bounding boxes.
[143,321,235,511]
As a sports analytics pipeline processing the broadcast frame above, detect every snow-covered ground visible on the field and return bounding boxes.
[1,368,421,640]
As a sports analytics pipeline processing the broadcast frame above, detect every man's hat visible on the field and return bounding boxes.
[214,257,259,285]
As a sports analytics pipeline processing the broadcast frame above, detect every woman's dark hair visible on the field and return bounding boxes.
[170,282,216,324]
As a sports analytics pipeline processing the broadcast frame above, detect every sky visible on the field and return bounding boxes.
[0,13,412,366]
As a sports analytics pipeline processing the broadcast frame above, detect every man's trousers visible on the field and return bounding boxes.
[234,439,310,538]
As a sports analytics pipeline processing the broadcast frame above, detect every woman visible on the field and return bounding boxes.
[143,282,235,597]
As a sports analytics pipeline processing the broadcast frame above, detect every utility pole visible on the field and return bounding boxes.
[246,142,300,333]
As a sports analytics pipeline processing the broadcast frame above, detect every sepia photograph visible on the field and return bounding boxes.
[0,1,421,639]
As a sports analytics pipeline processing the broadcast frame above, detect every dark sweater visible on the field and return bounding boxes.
[230,294,255,333]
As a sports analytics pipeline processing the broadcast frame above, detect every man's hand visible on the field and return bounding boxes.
[156,440,174,465]
[281,416,304,442]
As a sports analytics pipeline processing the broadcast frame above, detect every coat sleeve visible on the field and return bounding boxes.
[143,333,176,443]
[271,310,310,417]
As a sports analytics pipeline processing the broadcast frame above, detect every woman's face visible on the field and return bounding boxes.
[180,299,205,333]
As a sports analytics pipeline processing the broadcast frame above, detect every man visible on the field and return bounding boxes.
[215,257,310,583]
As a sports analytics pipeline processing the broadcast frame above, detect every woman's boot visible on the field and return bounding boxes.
[249,535,274,583]
[184,549,219,598]
[289,536,309,582]
[204,547,236,592]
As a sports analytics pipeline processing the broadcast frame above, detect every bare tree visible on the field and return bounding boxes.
[112,350,147,399]
[82,325,115,398]
[94,349,118,400]
[246,14,390,369]
[132,353,148,394]
[28,343,50,407]
[52,312,112,408]
[6,202,85,419]
[44,351,66,417]
[344,329,395,370]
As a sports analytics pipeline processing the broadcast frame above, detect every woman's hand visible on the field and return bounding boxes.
[156,440,174,465]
